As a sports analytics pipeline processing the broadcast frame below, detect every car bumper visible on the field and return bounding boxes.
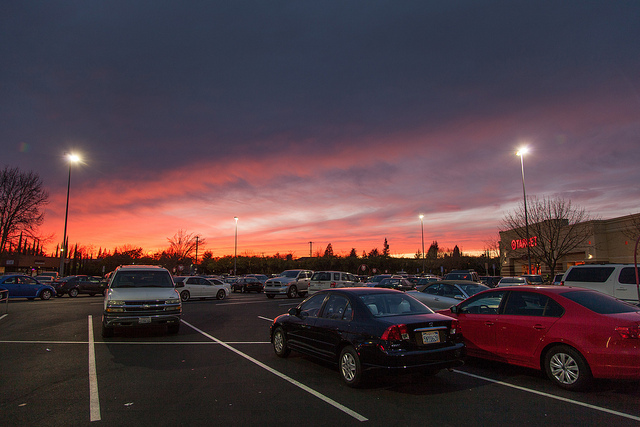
[103,313,182,328]
[264,287,288,295]
[359,342,466,373]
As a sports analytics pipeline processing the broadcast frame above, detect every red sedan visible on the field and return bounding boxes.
[438,286,640,390]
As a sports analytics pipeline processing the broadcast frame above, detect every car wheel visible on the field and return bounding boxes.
[101,323,114,338]
[544,345,592,391]
[272,327,290,358]
[167,324,180,334]
[40,289,53,300]
[287,285,298,299]
[266,294,275,299]
[339,346,363,387]
[180,290,190,302]
[216,290,225,300]
[68,288,79,298]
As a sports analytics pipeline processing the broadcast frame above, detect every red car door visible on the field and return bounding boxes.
[455,290,506,359]
[493,291,564,368]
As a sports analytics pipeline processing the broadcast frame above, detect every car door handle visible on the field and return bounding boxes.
[533,325,546,331]
[484,321,494,326]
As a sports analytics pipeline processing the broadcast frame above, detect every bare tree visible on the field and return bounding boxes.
[501,196,593,276]
[0,166,49,255]
[620,214,640,242]
[166,230,204,261]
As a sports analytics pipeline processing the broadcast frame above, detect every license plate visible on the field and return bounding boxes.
[421,331,440,344]
[139,317,151,324]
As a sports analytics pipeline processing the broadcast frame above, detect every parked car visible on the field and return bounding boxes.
[479,276,501,288]
[264,270,313,299]
[270,288,465,387]
[496,277,528,287]
[102,265,181,337]
[307,271,359,294]
[375,277,415,291]
[407,281,489,311]
[416,276,441,287]
[245,274,269,283]
[552,273,565,286]
[173,276,231,301]
[34,275,54,284]
[0,274,55,300]
[561,264,640,304]
[438,286,640,390]
[522,274,544,285]
[363,274,392,287]
[444,270,480,282]
[232,276,265,293]
[51,275,107,297]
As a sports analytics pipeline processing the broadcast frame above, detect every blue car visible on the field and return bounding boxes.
[0,274,56,300]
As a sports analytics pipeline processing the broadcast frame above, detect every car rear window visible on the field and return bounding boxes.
[111,271,174,288]
[564,266,615,283]
[618,267,640,285]
[360,293,433,317]
[560,290,640,314]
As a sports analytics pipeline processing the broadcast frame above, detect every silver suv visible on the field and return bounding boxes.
[264,270,313,299]
[102,265,182,337]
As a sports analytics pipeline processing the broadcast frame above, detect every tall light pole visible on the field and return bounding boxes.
[59,153,80,277]
[419,214,425,274]
[516,147,532,274]
[194,235,199,274]
[234,217,238,276]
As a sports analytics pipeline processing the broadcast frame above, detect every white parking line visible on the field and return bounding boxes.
[87,315,101,422]
[453,370,640,422]
[182,319,368,422]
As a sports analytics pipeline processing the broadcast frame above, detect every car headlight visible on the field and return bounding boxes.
[106,300,125,312]
[166,299,180,304]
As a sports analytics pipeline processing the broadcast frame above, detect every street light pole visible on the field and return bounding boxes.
[517,148,532,274]
[59,153,80,277]
[419,214,425,274]
[234,217,238,276]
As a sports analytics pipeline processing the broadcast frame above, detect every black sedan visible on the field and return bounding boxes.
[51,275,107,297]
[270,288,465,387]
[374,277,416,291]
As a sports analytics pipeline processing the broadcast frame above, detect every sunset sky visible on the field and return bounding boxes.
[2,1,639,258]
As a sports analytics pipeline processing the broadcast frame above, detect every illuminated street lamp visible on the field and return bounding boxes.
[516,147,532,274]
[419,214,425,274]
[234,217,238,276]
[59,153,81,277]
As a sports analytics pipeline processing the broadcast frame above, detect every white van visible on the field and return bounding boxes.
[561,264,639,304]
[307,271,359,295]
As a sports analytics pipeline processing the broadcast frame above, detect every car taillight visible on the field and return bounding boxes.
[560,281,565,286]
[330,282,336,288]
[615,324,640,339]
[381,324,409,341]
[450,319,460,335]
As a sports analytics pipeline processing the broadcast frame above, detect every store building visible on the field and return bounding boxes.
[499,212,640,278]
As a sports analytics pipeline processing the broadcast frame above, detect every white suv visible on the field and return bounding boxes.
[307,271,359,295]
[264,270,313,299]
[102,265,182,337]
[562,264,640,304]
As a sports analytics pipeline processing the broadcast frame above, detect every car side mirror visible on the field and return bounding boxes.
[288,307,301,316]
[450,305,459,314]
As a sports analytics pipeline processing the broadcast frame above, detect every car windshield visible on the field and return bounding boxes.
[360,293,433,317]
[560,290,640,314]
[111,271,174,288]
[281,271,299,278]
[458,283,489,296]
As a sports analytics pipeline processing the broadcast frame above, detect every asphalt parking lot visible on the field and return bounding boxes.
[1,293,639,426]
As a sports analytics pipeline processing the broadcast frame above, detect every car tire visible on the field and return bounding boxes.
[168,324,180,334]
[266,294,275,299]
[544,345,592,391]
[216,290,225,300]
[180,290,190,302]
[339,346,363,387]
[40,289,53,300]
[272,327,290,358]
[287,285,298,299]
[68,288,79,298]
[102,323,114,338]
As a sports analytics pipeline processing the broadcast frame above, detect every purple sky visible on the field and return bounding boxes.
[2,1,639,258]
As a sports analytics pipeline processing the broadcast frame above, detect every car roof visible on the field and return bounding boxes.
[315,287,402,296]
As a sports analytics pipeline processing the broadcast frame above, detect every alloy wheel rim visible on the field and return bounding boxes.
[341,353,356,381]
[550,352,579,384]
[274,332,284,353]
